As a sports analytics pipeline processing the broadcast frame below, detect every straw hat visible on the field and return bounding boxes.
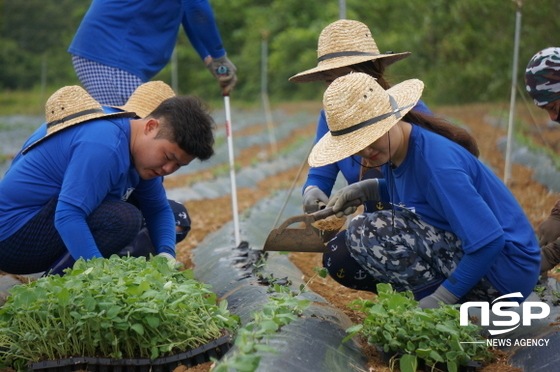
[289,19,411,83]
[112,81,176,118]
[308,72,424,167]
[22,86,136,154]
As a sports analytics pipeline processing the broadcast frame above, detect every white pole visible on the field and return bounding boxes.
[171,48,179,94]
[504,1,522,185]
[261,30,277,155]
[339,0,346,19]
[223,94,241,246]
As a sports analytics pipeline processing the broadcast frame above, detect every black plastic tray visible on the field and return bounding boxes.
[29,335,232,372]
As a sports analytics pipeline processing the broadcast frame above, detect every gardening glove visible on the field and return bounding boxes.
[418,286,459,310]
[326,179,379,218]
[302,186,329,213]
[540,238,560,273]
[537,214,560,246]
[206,54,238,94]
[157,252,180,269]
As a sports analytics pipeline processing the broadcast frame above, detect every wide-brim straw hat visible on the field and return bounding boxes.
[289,19,411,83]
[112,81,176,118]
[308,72,424,167]
[22,86,136,154]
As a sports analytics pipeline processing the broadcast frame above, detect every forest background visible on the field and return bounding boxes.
[0,0,559,113]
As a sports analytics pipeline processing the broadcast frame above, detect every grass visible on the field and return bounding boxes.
[0,88,60,116]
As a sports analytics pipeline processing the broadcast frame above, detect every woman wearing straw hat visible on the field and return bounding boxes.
[290,19,442,290]
[291,20,433,214]
[0,85,215,275]
[310,72,540,308]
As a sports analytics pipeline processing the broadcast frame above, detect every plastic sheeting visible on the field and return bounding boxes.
[192,190,369,372]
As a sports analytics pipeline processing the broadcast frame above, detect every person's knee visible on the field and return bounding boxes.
[168,200,191,243]
[323,231,378,292]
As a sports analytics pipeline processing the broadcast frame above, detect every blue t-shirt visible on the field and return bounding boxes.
[380,125,540,300]
[0,117,175,259]
[68,0,226,81]
[303,100,432,195]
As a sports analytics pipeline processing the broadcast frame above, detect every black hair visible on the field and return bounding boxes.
[403,110,480,157]
[151,96,215,161]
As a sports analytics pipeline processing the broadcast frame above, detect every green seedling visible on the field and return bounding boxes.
[0,255,239,371]
[210,268,325,372]
[344,283,493,372]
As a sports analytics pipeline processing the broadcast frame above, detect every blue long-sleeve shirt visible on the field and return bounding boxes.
[68,0,226,81]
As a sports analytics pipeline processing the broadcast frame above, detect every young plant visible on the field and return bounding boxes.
[0,255,239,371]
[209,268,327,372]
[344,283,493,372]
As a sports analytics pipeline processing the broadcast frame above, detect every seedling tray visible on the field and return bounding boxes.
[29,334,232,372]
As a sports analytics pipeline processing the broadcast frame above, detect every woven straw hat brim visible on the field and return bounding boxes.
[289,52,411,83]
[308,78,424,167]
[111,81,176,118]
[22,111,136,154]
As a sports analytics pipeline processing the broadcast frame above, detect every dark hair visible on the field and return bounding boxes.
[151,95,215,161]
[349,61,479,157]
[403,110,480,157]
[350,60,391,89]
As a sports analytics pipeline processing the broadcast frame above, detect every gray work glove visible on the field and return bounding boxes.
[418,286,459,309]
[326,179,379,218]
[302,186,329,213]
[206,54,238,94]
[537,214,560,246]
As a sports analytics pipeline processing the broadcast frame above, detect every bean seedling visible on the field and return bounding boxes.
[344,283,493,372]
[0,255,239,371]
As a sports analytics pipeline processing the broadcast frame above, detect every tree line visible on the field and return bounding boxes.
[0,0,558,106]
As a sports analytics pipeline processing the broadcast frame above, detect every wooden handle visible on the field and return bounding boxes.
[310,199,362,221]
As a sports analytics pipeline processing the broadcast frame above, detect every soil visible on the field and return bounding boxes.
[1,101,557,372]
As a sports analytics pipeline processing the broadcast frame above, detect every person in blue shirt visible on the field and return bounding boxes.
[525,47,560,273]
[308,72,540,308]
[0,85,215,275]
[289,19,432,214]
[28,81,194,275]
[289,19,445,290]
[69,0,237,106]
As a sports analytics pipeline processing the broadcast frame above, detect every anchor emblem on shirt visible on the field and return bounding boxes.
[354,270,367,280]
[330,244,339,252]
[336,269,345,278]
[376,202,384,210]
[326,257,332,267]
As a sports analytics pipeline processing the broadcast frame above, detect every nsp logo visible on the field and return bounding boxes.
[460,292,550,336]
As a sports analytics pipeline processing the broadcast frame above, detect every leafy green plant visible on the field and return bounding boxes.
[0,255,239,371]
[209,268,328,372]
[344,283,493,372]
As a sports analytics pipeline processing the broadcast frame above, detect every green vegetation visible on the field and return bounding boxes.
[344,283,493,372]
[211,268,326,372]
[0,255,239,371]
[1,0,558,113]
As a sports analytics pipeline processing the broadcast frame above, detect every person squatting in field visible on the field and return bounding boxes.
[309,72,540,309]
[0,84,215,275]
[525,47,560,273]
